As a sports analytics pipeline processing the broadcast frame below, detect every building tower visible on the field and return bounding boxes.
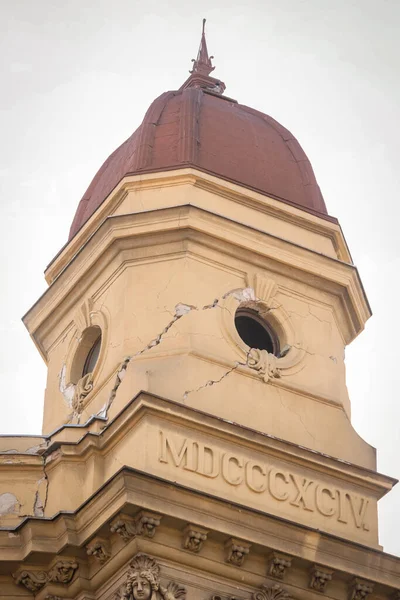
[1,21,399,600]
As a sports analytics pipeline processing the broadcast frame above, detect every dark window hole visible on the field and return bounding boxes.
[235,309,279,355]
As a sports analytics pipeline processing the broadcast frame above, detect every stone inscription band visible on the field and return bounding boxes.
[159,431,370,531]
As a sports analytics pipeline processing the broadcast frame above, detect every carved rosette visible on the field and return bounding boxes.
[47,560,78,584]
[123,553,186,600]
[309,565,333,593]
[86,537,111,563]
[268,552,292,580]
[349,579,374,600]
[225,538,251,567]
[253,584,293,600]
[183,524,208,552]
[14,569,48,592]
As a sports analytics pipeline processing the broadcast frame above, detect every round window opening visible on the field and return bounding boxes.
[235,308,279,356]
[82,335,102,377]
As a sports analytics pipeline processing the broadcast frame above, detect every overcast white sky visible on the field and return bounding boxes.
[1,0,399,555]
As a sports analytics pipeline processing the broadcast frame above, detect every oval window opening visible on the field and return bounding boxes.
[235,309,279,355]
[82,335,102,377]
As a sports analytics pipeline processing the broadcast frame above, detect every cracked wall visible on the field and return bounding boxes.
[28,199,371,470]
[0,453,48,525]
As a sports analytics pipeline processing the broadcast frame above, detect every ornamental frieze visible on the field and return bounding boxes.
[158,430,371,536]
[14,560,78,592]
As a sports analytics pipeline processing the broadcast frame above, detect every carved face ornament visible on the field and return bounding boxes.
[133,575,153,600]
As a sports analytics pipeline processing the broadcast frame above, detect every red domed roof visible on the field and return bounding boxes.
[69,25,329,240]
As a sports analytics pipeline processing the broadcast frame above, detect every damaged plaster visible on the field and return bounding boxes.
[98,286,282,418]
[183,357,249,400]
[0,493,19,516]
[58,364,75,407]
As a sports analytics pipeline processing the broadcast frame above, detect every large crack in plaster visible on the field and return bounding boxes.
[183,354,250,400]
[99,288,258,418]
[10,457,49,519]
[276,386,316,445]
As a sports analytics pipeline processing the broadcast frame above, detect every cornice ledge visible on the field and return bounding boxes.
[0,467,399,591]
[24,206,370,346]
[41,392,396,495]
[45,168,345,285]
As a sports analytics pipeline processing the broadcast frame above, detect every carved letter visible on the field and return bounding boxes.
[290,474,314,511]
[269,469,290,501]
[222,453,243,485]
[337,490,348,524]
[315,485,336,517]
[348,493,370,531]
[246,461,267,493]
[159,432,195,471]
[196,443,219,478]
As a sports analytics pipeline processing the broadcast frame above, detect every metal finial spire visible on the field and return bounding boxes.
[190,19,215,76]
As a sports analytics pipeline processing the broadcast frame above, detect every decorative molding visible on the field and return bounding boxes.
[63,301,110,414]
[253,584,293,600]
[268,552,292,580]
[247,273,278,308]
[14,569,48,592]
[247,349,281,383]
[122,553,186,600]
[136,510,162,538]
[86,537,111,563]
[47,559,78,584]
[309,565,333,593]
[110,511,162,542]
[73,298,94,334]
[225,538,251,567]
[110,514,138,542]
[349,579,374,600]
[72,372,94,414]
[182,524,208,552]
[14,560,79,592]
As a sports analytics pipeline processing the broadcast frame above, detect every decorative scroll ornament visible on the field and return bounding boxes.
[268,552,292,580]
[309,565,333,593]
[72,372,94,413]
[14,570,48,592]
[253,584,293,600]
[247,349,281,383]
[123,553,186,600]
[47,560,78,584]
